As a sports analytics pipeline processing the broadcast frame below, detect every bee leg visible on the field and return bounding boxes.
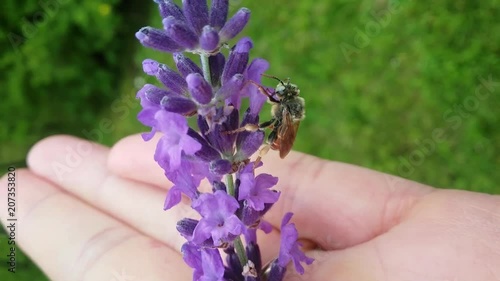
[223,123,260,135]
[254,127,277,168]
[267,129,278,145]
[259,119,275,129]
[254,144,271,169]
[223,119,275,135]
[245,80,280,103]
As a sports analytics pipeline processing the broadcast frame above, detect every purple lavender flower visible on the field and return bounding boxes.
[136,84,165,141]
[243,59,270,114]
[199,247,226,281]
[163,159,203,210]
[238,164,280,211]
[191,190,244,246]
[277,213,314,274]
[154,110,201,170]
[182,243,203,280]
[182,243,225,281]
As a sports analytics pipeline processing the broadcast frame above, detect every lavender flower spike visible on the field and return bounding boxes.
[139,0,250,55]
[136,1,313,280]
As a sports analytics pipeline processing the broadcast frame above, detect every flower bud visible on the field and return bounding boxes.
[209,159,232,175]
[173,53,203,77]
[176,218,214,247]
[246,242,262,276]
[135,27,183,52]
[216,73,244,101]
[187,73,213,104]
[209,53,225,87]
[224,246,243,278]
[212,181,227,192]
[266,261,286,281]
[200,25,220,51]
[222,37,252,84]
[176,218,198,238]
[161,95,197,115]
[186,129,221,162]
[183,0,209,34]
[163,16,199,49]
[143,59,187,95]
[235,111,263,160]
[209,0,229,29]
[241,201,260,226]
[145,86,170,105]
[219,7,251,41]
[155,0,186,22]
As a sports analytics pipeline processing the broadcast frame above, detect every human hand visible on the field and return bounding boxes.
[1,135,499,281]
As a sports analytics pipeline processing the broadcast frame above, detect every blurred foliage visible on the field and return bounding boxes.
[0,0,147,163]
[240,0,499,192]
[0,0,499,280]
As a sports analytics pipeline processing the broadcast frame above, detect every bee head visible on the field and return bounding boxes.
[275,81,300,99]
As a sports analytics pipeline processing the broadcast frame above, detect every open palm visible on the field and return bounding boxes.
[2,135,499,281]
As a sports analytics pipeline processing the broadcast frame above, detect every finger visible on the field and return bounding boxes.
[296,190,500,281]
[26,135,189,252]
[0,169,190,281]
[109,134,434,250]
[262,151,434,250]
[108,134,169,189]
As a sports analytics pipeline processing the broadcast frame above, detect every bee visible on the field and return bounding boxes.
[227,75,305,160]
[257,75,305,159]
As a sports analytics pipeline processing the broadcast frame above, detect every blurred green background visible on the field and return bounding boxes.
[1,0,499,279]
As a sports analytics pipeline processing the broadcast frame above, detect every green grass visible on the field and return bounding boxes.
[1,0,499,279]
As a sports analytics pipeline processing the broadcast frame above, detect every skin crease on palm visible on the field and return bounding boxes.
[1,135,499,281]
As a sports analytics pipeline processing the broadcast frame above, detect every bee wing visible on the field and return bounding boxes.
[277,107,300,158]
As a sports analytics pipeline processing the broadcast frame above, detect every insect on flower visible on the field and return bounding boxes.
[228,75,306,160]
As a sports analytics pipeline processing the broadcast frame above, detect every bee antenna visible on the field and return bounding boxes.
[261,73,285,85]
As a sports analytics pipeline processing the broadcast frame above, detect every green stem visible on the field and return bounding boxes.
[225,173,248,267]
[234,236,248,267]
[200,54,211,84]
[226,173,235,197]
